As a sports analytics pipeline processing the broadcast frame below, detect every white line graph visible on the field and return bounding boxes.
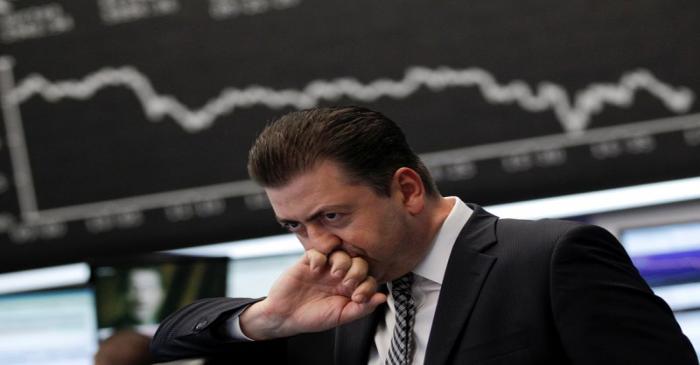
[2,56,695,134]
[0,55,699,235]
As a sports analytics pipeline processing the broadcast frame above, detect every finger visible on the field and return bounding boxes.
[342,257,369,290]
[328,251,352,278]
[351,276,378,303]
[368,292,388,308]
[339,292,387,324]
[304,249,328,273]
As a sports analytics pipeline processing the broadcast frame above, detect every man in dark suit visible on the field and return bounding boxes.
[151,106,697,364]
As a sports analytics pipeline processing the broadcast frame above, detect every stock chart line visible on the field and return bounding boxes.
[0,54,699,231]
[2,55,695,134]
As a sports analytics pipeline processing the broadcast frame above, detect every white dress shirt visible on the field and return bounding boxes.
[368,197,472,365]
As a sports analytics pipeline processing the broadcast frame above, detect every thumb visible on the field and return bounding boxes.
[339,292,387,324]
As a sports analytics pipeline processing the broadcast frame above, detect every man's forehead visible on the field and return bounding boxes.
[266,161,352,195]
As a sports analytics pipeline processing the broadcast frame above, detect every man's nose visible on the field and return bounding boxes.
[305,224,340,254]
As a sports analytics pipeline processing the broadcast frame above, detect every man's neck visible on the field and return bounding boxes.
[401,196,456,274]
[424,195,457,244]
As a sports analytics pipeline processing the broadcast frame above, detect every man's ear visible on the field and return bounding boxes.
[391,167,425,215]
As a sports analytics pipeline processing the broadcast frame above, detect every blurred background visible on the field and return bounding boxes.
[0,0,698,363]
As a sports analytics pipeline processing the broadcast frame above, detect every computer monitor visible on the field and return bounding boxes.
[91,254,228,339]
[620,220,700,355]
[228,253,301,298]
[0,287,98,365]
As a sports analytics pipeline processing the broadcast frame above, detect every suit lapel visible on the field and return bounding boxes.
[424,205,498,364]
[334,296,386,365]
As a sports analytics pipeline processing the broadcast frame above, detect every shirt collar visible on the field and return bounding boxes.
[412,197,472,285]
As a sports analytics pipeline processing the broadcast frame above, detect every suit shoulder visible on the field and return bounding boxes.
[495,217,584,245]
[493,218,622,259]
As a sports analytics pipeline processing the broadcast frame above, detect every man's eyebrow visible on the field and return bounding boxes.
[303,205,351,222]
[275,217,298,225]
[276,205,352,225]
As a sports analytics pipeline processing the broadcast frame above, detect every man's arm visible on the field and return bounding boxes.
[551,224,698,364]
[150,297,270,361]
[150,249,387,361]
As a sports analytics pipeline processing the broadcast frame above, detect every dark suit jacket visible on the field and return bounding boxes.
[151,205,698,364]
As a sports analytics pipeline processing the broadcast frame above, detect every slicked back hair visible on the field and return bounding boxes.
[247,106,439,197]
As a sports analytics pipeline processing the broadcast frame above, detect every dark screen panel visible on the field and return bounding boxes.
[90,254,228,337]
[1,0,699,271]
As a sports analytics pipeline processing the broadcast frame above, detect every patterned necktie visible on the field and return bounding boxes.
[386,273,416,365]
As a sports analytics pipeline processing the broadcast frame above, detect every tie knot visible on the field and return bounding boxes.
[391,272,414,297]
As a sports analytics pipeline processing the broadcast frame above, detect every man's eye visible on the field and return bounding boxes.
[282,222,300,232]
[324,213,340,221]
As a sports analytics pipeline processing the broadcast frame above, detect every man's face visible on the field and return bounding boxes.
[265,160,412,283]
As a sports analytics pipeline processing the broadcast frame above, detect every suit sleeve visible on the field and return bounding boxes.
[149,297,286,363]
[550,224,698,365]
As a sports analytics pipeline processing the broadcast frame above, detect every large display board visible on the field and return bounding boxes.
[1,0,699,271]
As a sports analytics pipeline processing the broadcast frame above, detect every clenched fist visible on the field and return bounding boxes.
[239,249,387,340]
